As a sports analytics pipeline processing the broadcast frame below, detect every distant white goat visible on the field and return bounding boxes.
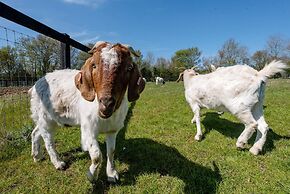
[155,76,165,85]
[177,61,288,155]
[29,41,145,183]
[210,64,217,72]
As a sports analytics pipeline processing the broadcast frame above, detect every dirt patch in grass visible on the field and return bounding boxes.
[0,87,31,97]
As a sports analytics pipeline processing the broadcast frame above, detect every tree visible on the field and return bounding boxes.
[172,47,201,69]
[140,65,153,81]
[286,42,290,58]
[132,50,153,81]
[72,50,90,69]
[18,35,61,77]
[144,52,155,66]
[217,38,249,66]
[251,50,269,70]
[0,46,24,78]
[154,57,172,80]
[201,56,218,72]
[72,43,93,69]
[132,49,144,69]
[266,36,286,60]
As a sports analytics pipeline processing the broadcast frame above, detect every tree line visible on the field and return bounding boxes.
[0,34,289,83]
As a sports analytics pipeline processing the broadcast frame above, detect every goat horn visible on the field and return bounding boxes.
[176,72,184,82]
[175,67,186,72]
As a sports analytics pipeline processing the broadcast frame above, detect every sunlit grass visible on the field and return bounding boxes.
[0,79,289,193]
[0,93,32,133]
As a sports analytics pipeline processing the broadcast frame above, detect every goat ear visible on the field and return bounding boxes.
[128,64,145,102]
[74,61,95,101]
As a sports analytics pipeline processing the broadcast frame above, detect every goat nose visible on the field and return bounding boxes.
[99,97,116,109]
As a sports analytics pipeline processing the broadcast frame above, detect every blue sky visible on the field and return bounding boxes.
[1,0,290,59]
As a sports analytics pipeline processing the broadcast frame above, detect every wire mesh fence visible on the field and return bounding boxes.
[1,3,90,144]
[0,88,31,130]
[0,25,36,144]
[0,28,87,144]
[0,26,73,141]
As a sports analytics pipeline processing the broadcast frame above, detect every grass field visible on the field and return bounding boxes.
[0,79,289,193]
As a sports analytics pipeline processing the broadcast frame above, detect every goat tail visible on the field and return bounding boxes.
[258,60,289,81]
[28,87,33,95]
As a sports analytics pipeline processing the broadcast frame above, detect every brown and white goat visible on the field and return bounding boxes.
[29,41,145,183]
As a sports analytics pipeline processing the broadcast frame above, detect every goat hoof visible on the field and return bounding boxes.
[194,135,202,141]
[249,147,260,155]
[107,176,119,184]
[107,171,119,183]
[33,155,44,162]
[236,141,245,149]
[87,171,98,184]
[56,161,66,170]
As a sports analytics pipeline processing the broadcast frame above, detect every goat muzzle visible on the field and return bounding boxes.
[98,97,116,119]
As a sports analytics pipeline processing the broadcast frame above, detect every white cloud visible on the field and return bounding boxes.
[81,35,100,44]
[69,30,102,44]
[107,31,119,37]
[70,30,88,38]
[63,0,106,7]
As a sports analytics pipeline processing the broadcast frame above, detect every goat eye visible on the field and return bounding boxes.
[92,64,96,68]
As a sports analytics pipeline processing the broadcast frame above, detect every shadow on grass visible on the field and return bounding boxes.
[115,139,221,193]
[264,128,290,154]
[202,112,290,154]
[60,147,89,169]
[89,103,222,194]
[202,112,244,140]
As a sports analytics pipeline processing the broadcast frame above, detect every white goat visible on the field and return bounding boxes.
[155,76,165,85]
[29,41,145,183]
[177,60,288,155]
[210,64,217,72]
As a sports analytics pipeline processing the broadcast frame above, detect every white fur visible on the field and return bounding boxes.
[30,69,128,182]
[155,76,165,85]
[182,60,288,155]
[101,44,119,68]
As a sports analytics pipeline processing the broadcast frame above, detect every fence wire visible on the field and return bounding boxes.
[0,26,55,139]
[0,20,86,141]
[0,88,32,142]
[0,26,34,141]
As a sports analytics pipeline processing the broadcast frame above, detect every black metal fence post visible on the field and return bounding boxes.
[61,34,71,69]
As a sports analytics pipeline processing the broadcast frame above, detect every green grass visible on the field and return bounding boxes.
[0,79,289,193]
[0,93,32,133]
